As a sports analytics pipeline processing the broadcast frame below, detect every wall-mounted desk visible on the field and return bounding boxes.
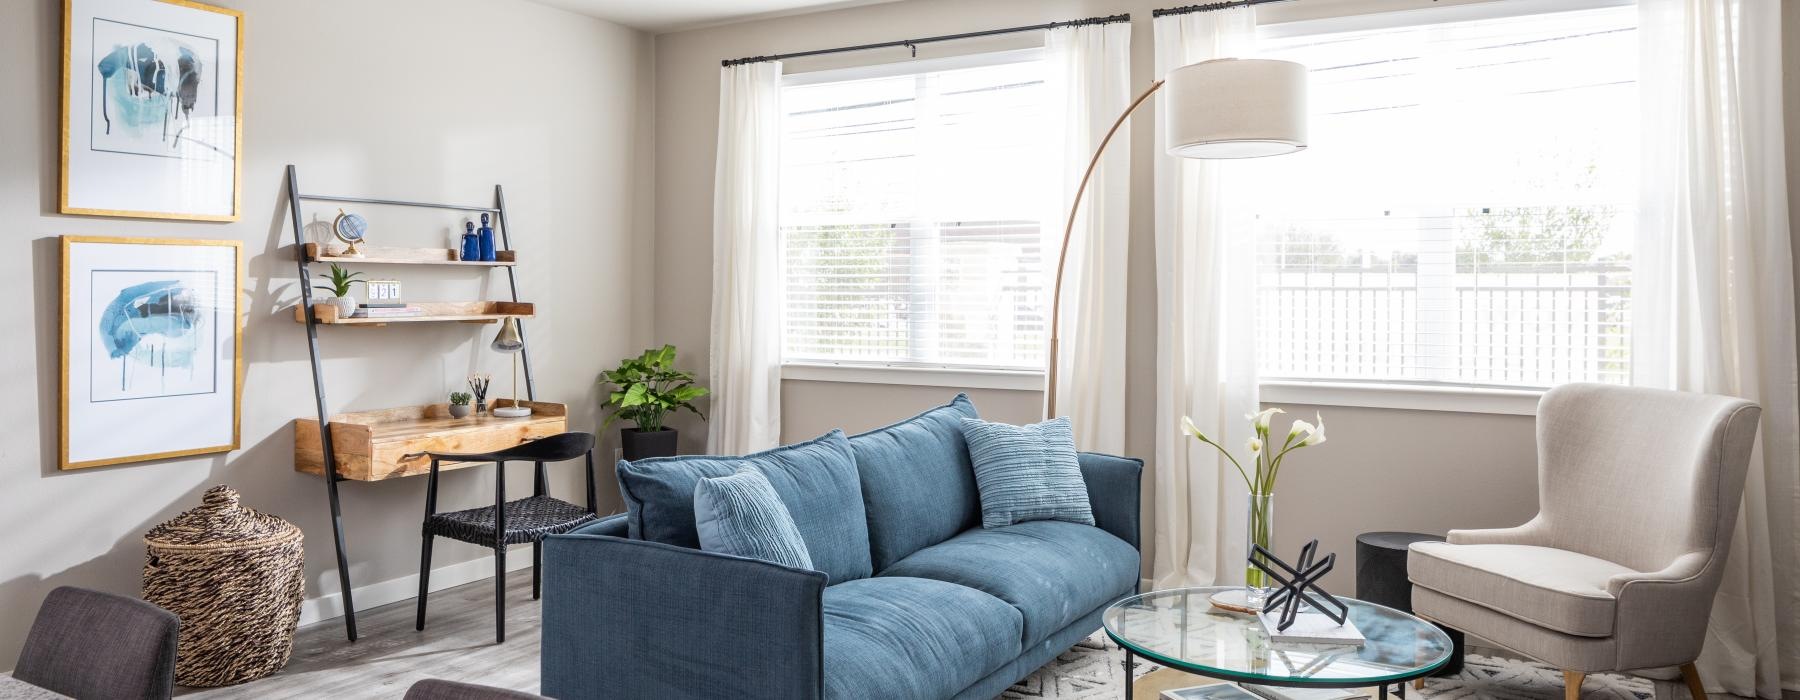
[294,401,566,482]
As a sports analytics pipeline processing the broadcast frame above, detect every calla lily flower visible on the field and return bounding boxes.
[1181,415,1209,442]
[1288,418,1314,440]
[1302,413,1327,446]
[1246,407,1284,432]
[1247,437,1262,453]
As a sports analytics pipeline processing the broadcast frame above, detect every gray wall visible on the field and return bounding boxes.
[0,0,652,668]
[653,0,1546,592]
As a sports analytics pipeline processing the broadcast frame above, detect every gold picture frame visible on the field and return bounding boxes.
[61,235,245,470]
[60,0,244,221]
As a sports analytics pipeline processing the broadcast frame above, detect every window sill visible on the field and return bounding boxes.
[1259,380,1542,416]
[780,363,1044,391]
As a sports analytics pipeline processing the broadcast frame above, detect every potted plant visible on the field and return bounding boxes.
[1182,408,1327,607]
[599,344,708,460]
[448,391,473,418]
[312,263,363,318]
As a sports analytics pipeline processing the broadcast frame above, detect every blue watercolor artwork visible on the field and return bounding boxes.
[90,270,217,402]
[90,18,223,160]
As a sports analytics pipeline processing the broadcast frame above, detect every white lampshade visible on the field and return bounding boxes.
[1163,58,1308,159]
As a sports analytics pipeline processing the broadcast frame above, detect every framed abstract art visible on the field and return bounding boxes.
[61,0,243,221]
[61,236,243,469]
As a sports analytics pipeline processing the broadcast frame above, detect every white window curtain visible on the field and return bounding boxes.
[708,61,784,455]
[1046,22,1131,453]
[1151,8,1261,590]
[1633,0,1797,696]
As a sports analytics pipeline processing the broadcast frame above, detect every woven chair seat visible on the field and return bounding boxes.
[425,496,596,547]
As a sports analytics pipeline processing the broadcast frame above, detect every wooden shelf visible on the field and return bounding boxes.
[301,243,516,267]
[294,301,534,326]
[296,401,567,481]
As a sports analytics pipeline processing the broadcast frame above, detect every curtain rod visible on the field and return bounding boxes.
[1153,0,1298,18]
[721,13,1130,67]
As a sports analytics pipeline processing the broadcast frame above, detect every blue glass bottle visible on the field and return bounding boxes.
[477,213,497,262]
[461,220,481,262]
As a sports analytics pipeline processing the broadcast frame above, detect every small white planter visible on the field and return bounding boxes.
[331,296,357,318]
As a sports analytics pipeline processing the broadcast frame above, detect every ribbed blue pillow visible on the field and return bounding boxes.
[959,417,1095,529]
[693,468,815,570]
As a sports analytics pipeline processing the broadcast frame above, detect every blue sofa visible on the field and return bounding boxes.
[539,395,1142,700]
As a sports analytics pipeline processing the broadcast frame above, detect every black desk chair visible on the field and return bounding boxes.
[415,432,598,643]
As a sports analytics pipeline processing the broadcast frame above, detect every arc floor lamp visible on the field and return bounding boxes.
[1045,57,1310,417]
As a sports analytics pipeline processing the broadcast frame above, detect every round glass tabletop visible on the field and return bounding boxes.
[1102,587,1451,688]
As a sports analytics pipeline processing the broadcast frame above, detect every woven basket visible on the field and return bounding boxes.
[143,485,304,687]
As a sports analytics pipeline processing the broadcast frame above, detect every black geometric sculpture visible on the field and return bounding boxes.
[1249,539,1349,632]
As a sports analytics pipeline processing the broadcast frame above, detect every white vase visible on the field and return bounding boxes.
[331,296,357,318]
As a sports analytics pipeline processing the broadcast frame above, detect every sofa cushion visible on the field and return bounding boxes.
[881,520,1138,646]
[849,394,983,572]
[823,576,1022,700]
[961,417,1094,529]
[617,430,873,583]
[693,468,814,570]
[1408,541,1632,637]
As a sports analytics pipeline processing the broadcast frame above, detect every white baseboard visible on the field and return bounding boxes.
[298,554,536,627]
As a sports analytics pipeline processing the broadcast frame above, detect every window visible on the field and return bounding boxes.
[778,55,1052,371]
[1243,5,1637,389]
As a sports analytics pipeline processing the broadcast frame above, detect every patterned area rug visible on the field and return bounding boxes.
[1005,633,1656,699]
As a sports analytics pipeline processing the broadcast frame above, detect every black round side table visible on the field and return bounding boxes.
[1356,531,1465,677]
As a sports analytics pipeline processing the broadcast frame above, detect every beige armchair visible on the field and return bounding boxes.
[1407,383,1760,700]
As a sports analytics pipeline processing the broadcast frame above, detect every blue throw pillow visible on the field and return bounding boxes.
[615,430,874,583]
[694,469,815,570]
[960,417,1095,529]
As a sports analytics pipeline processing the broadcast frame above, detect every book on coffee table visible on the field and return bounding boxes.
[1242,683,1370,700]
[1257,610,1366,645]
[1161,684,1262,700]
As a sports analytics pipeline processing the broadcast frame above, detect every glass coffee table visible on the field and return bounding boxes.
[1103,587,1451,699]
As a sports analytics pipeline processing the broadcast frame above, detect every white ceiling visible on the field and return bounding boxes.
[535,0,906,34]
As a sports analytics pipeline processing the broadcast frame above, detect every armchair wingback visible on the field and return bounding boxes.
[1409,383,1760,697]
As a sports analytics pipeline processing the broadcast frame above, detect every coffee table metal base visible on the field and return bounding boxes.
[1118,647,1433,700]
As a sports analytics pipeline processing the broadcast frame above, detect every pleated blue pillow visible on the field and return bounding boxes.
[959,417,1095,529]
[693,468,815,570]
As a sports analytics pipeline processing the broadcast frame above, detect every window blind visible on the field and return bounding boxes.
[1244,5,1637,388]
[779,58,1052,370]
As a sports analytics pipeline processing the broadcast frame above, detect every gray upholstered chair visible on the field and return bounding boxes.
[13,586,180,700]
[1408,383,1760,700]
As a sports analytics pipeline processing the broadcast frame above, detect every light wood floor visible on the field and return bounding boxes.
[180,569,542,700]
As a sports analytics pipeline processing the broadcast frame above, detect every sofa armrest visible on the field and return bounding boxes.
[541,534,828,700]
[1446,515,1550,547]
[566,512,628,538]
[1608,550,1715,668]
[1078,452,1143,551]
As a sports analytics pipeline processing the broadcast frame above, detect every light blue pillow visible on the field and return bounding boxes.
[960,417,1095,529]
[694,468,815,570]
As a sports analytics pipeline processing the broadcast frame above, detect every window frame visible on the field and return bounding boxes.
[776,47,1054,375]
[1245,0,1638,412]
[777,1,1638,416]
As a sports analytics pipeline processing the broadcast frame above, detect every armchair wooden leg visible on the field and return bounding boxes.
[1679,663,1707,700]
[1564,670,1584,700]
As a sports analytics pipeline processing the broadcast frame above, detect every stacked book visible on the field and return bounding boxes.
[353,303,424,319]
[1162,684,1369,700]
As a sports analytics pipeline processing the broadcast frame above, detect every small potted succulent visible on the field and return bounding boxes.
[598,344,708,460]
[312,263,363,319]
[448,391,473,418]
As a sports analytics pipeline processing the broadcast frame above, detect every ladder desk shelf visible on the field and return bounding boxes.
[284,164,541,642]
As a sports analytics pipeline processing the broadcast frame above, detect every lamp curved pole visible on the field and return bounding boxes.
[1046,78,1164,419]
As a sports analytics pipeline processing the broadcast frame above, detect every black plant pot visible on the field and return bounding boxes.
[621,427,678,461]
